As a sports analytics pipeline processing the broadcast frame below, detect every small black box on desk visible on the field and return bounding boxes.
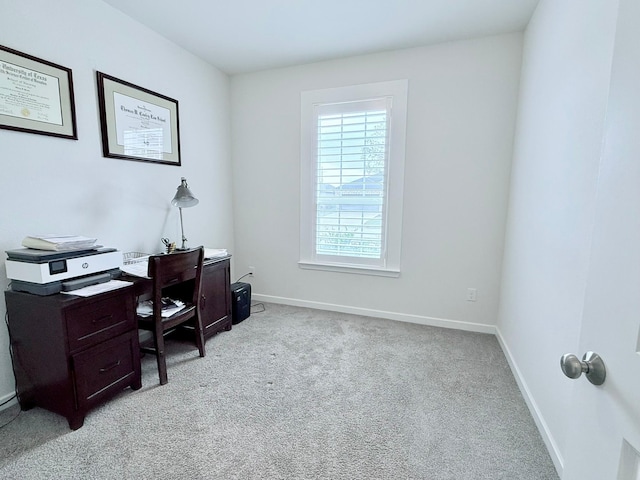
[230,282,251,324]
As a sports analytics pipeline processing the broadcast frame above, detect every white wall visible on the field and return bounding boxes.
[496,0,619,475]
[231,34,522,330]
[0,0,233,406]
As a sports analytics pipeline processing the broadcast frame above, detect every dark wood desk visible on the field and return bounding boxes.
[4,256,231,430]
[125,255,232,339]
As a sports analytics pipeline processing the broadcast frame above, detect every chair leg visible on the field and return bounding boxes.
[194,315,206,358]
[153,325,168,385]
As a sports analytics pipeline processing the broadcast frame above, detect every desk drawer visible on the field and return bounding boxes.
[72,332,137,408]
[65,291,134,352]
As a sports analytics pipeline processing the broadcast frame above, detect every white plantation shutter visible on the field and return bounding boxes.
[314,99,390,263]
[300,80,407,276]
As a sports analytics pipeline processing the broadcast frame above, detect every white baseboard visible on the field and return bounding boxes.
[495,327,564,478]
[252,294,497,334]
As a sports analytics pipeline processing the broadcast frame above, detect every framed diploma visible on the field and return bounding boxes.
[0,45,77,139]
[97,72,181,166]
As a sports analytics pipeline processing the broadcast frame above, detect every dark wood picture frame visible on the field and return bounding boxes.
[96,71,181,166]
[0,45,77,139]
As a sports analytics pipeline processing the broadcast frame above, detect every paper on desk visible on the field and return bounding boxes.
[121,260,150,278]
[204,248,228,258]
[61,279,133,297]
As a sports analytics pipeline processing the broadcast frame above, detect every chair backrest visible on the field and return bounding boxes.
[147,247,204,318]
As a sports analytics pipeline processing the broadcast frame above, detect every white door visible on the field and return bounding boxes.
[561,0,640,478]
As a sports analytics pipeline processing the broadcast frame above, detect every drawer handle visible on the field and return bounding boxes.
[200,294,206,309]
[92,314,113,325]
[99,360,121,373]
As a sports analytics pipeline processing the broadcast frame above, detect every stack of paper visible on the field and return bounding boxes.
[61,280,132,297]
[120,260,150,278]
[204,248,228,258]
[136,297,186,318]
[22,234,98,251]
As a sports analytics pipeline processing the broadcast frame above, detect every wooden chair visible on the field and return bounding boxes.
[137,247,206,385]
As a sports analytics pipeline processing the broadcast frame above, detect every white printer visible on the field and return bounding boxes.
[5,247,123,295]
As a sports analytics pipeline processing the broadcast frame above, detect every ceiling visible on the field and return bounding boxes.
[102,0,540,75]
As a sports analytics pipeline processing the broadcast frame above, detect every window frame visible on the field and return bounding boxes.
[299,80,408,277]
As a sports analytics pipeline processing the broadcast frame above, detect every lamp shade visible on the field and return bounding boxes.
[171,177,199,208]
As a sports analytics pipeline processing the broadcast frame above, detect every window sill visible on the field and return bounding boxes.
[298,261,400,278]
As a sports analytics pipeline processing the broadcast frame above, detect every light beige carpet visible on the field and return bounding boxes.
[0,303,558,479]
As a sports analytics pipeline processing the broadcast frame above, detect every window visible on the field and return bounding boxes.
[300,80,408,276]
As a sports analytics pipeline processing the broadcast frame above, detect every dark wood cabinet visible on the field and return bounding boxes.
[144,256,232,341]
[4,286,141,430]
[200,256,232,338]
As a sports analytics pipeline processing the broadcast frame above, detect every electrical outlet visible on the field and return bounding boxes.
[248,266,255,276]
[467,288,477,302]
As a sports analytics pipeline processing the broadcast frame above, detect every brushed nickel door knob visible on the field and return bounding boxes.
[560,351,606,386]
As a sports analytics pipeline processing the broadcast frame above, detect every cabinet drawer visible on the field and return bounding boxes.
[65,292,133,351]
[72,333,138,408]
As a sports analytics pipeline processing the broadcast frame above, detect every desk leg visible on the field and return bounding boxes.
[68,413,85,430]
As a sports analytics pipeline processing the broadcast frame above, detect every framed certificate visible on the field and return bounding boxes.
[0,45,77,139]
[97,72,181,166]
